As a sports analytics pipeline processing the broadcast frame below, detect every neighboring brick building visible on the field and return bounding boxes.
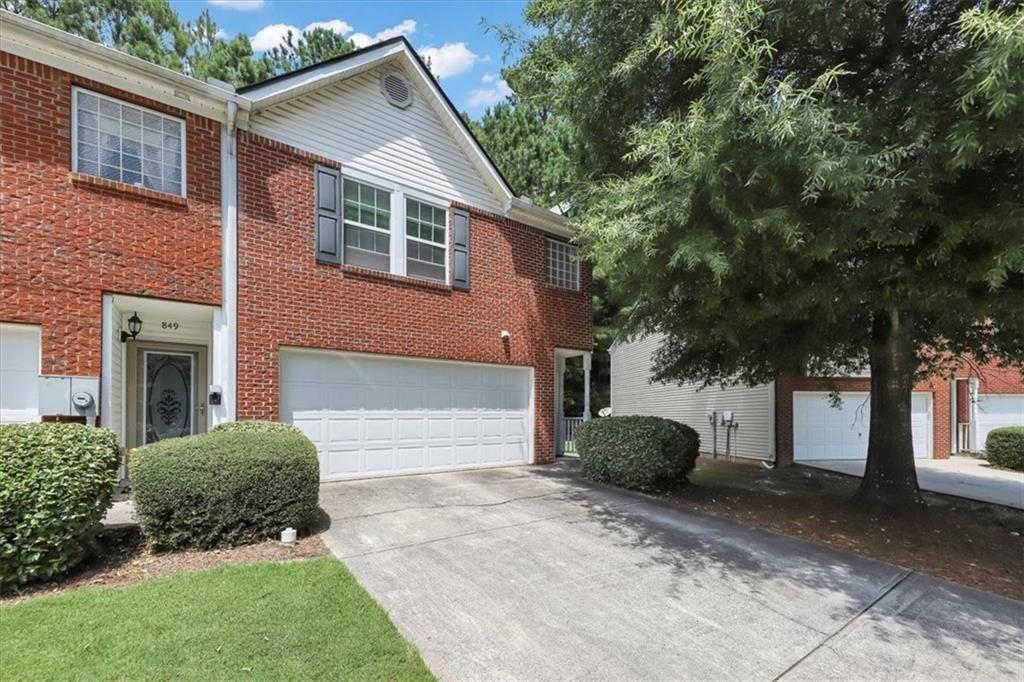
[611,336,1024,466]
[0,12,592,479]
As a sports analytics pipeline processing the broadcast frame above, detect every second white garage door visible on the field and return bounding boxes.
[975,395,1024,450]
[280,350,533,481]
[793,392,931,461]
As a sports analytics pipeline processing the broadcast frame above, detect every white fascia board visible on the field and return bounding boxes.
[243,43,406,111]
[506,197,573,238]
[0,10,245,123]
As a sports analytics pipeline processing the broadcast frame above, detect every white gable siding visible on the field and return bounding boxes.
[611,333,774,461]
[249,65,504,213]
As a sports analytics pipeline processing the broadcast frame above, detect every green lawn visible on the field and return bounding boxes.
[0,557,434,681]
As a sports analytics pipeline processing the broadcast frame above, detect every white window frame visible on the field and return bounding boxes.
[342,176,393,269]
[71,86,188,197]
[403,195,449,283]
[547,239,580,291]
[340,168,451,284]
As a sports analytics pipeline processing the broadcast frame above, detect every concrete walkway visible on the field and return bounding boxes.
[320,465,1024,681]
[802,456,1024,509]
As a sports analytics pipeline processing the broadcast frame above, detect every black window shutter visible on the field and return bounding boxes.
[452,209,470,290]
[315,165,341,264]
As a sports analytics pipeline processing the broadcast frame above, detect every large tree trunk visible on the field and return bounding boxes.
[853,308,923,510]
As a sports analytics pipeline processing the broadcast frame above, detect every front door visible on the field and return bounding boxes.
[128,344,207,447]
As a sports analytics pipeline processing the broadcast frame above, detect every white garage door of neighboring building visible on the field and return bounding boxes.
[976,395,1024,450]
[0,324,41,424]
[793,392,931,461]
[280,350,533,481]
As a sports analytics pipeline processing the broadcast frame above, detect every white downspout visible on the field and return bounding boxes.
[212,100,238,424]
[582,352,592,421]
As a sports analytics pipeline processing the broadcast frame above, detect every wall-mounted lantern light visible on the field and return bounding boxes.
[120,312,142,342]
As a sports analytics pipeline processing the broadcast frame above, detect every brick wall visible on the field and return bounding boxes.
[235,131,592,462]
[775,375,952,465]
[0,53,222,377]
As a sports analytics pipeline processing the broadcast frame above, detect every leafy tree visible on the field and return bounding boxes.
[465,100,577,207]
[266,27,355,74]
[509,0,1024,508]
[185,10,272,87]
[2,0,189,70]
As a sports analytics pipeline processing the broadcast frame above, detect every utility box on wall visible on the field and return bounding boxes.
[38,376,100,425]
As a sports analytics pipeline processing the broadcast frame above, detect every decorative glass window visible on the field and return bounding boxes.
[547,239,579,290]
[343,179,391,272]
[405,198,447,282]
[73,88,185,196]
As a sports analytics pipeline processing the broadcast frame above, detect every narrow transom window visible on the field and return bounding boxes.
[73,87,185,196]
[343,179,391,272]
[405,198,447,282]
[547,239,579,290]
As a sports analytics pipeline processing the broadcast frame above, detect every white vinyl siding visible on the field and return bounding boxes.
[547,240,579,290]
[405,197,447,282]
[250,65,504,214]
[610,333,773,460]
[72,87,185,196]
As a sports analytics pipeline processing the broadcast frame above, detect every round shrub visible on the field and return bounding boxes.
[575,416,700,490]
[211,420,302,435]
[130,430,320,550]
[0,423,120,592]
[986,426,1024,471]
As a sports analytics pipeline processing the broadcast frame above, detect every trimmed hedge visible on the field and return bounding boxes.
[575,416,700,490]
[211,420,302,435]
[0,423,120,592]
[986,426,1024,471]
[130,430,320,550]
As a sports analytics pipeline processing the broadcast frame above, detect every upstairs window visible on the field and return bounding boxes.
[405,198,447,282]
[73,87,185,196]
[547,239,579,290]
[343,179,391,272]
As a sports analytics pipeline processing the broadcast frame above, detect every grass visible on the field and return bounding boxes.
[0,557,434,681]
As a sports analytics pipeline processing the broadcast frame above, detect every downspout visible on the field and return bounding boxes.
[213,100,238,423]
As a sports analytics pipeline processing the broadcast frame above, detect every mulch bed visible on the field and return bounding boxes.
[2,527,329,606]
[659,458,1024,601]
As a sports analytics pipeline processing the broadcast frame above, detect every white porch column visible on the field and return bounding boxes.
[211,112,238,424]
[583,351,592,421]
[555,353,566,455]
[968,376,980,450]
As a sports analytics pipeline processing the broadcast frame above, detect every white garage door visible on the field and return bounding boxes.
[1,324,40,424]
[280,350,533,481]
[793,392,931,461]
[976,395,1024,450]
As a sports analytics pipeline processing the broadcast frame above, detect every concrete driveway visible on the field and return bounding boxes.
[803,456,1024,509]
[320,464,1024,681]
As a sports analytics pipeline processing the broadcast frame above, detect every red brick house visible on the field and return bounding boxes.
[611,335,1024,465]
[0,12,592,480]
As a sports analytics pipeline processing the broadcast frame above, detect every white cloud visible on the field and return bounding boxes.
[418,42,479,79]
[208,0,265,10]
[304,19,354,35]
[252,18,415,53]
[467,78,513,108]
[250,18,361,52]
[250,23,299,51]
[350,19,417,48]
[214,28,228,40]
[481,73,496,83]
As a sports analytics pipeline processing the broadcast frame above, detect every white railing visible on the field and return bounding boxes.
[957,422,971,452]
[562,416,585,455]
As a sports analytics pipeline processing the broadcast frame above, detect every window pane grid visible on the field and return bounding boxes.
[405,198,447,283]
[343,179,392,271]
[547,240,579,290]
[74,89,183,196]
[344,180,391,230]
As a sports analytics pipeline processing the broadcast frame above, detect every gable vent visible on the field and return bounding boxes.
[379,72,413,109]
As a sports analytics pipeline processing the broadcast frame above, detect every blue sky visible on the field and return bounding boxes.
[170,1,529,116]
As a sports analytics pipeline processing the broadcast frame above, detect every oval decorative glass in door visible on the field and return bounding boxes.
[145,352,192,443]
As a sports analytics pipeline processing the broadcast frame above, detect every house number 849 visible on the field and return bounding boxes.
[161,321,180,330]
